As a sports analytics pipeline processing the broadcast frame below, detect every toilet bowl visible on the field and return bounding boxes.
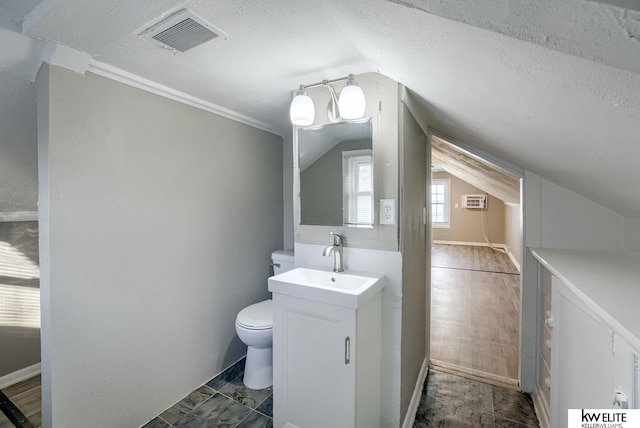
[235,250,294,389]
[235,299,274,390]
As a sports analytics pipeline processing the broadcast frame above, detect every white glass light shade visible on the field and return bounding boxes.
[290,94,315,126]
[338,84,365,120]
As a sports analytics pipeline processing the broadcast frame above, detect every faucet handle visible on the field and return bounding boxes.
[330,232,343,246]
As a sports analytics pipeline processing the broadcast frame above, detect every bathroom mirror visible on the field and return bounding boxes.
[297,119,373,227]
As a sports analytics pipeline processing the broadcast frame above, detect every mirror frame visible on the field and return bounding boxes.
[297,119,374,228]
[293,74,400,251]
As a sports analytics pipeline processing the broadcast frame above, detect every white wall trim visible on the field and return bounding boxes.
[533,384,550,428]
[0,363,41,389]
[41,41,92,75]
[87,60,282,137]
[430,359,519,389]
[434,239,499,247]
[401,357,429,428]
[0,211,38,222]
[37,42,283,138]
[507,247,521,272]
[433,240,521,272]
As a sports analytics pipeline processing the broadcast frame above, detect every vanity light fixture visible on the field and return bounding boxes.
[338,74,366,120]
[289,74,366,126]
[289,85,315,126]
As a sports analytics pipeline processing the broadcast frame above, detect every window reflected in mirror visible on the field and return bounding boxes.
[342,150,373,227]
[298,119,373,227]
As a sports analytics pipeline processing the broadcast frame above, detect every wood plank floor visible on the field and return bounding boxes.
[430,244,520,384]
[0,375,41,428]
[432,243,520,274]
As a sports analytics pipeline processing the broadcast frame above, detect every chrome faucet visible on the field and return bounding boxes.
[323,232,344,272]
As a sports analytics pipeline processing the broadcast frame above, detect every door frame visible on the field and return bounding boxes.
[426,128,536,391]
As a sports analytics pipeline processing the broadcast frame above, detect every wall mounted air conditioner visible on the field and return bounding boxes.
[462,194,487,209]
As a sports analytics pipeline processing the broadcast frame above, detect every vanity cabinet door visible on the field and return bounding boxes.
[552,283,614,428]
[272,294,356,428]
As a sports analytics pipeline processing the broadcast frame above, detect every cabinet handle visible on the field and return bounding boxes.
[345,336,351,365]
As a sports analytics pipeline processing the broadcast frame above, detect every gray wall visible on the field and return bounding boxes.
[625,217,640,252]
[399,104,428,425]
[283,132,294,251]
[299,139,370,226]
[0,78,38,212]
[38,65,283,427]
[524,172,625,252]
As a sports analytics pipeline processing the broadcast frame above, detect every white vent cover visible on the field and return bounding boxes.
[462,194,488,209]
[139,9,228,53]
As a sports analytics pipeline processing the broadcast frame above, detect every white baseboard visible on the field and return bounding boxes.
[430,359,519,389]
[433,240,521,273]
[506,249,521,273]
[433,240,498,247]
[0,362,41,389]
[401,357,429,428]
[533,384,550,428]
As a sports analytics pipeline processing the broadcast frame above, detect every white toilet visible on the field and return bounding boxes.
[235,250,294,390]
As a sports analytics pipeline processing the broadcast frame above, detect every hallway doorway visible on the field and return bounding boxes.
[430,244,521,385]
[428,133,523,387]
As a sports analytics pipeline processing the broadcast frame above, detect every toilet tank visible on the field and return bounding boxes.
[271,250,294,275]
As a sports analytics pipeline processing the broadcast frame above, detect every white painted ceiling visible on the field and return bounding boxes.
[1,0,639,217]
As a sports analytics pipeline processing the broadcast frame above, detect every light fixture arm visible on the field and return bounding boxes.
[298,74,352,91]
[323,80,341,123]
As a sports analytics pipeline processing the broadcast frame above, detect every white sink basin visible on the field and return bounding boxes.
[268,267,385,309]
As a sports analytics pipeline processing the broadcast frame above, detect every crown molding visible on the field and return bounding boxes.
[41,42,91,75]
[87,60,281,136]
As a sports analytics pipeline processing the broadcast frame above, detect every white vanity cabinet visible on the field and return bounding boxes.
[531,249,640,428]
[271,291,382,428]
[552,278,622,420]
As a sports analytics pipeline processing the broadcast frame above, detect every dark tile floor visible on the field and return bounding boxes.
[414,369,539,427]
[142,358,272,428]
[143,361,538,428]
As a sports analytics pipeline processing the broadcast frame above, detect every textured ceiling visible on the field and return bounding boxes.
[0,0,639,217]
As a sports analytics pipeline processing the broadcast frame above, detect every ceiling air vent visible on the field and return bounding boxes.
[139,9,228,53]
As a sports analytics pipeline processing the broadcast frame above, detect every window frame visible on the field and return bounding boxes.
[342,149,374,227]
[431,178,450,229]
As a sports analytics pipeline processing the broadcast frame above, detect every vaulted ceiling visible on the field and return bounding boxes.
[431,136,521,205]
[1,0,639,217]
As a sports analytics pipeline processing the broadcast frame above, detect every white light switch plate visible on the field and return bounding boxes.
[380,199,396,225]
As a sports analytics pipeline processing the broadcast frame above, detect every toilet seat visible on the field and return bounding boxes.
[236,299,273,330]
